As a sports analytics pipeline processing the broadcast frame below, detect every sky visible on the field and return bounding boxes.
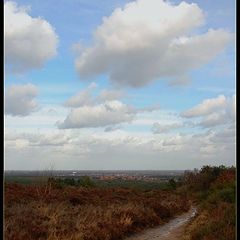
[4,0,236,170]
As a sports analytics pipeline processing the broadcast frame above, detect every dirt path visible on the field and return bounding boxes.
[125,206,197,240]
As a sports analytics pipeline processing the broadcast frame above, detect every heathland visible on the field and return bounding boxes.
[4,165,236,240]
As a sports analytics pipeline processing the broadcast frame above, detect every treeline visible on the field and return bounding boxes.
[47,176,96,188]
[47,176,180,190]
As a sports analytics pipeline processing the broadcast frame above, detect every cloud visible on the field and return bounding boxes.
[181,95,227,117]
[64,82,124,108]
[64,83,97,108]
[64,90,93,107]
[136,104,161,113]
[4,1,58,73]
[5,104,69,130]
[209,126,236,144]
[97,89,125,102]
[74,0,232,87]
[104,125,122,132]
[5,127,235,170]
[181,94,236,128]
[168,75,191,86]
[61,83,163,129]
[58,100,135,129]
[162,134,190,147]
[152,122,183,134]
[200,111,227,127]
[61,84,138,129]
[5,84,39,116]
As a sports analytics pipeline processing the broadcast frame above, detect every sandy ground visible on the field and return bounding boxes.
[125,206,197,240]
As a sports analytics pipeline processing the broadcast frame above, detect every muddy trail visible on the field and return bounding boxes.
[125,206,197,240]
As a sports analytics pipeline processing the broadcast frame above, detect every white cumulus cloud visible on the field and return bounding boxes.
[181,94,236,128]
[181,95,227,118]
[58,100,135,129]
[64,83,124,108]
[5,83,39,116]
[61,84,162,129]
[64,83,97,108]
[4,1,58,73]
[97,89,125,102]
[75,0,232,87]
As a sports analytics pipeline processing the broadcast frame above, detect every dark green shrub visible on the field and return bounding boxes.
[53,178,65,189]
[218,188,235,203]
[63,178,76,186]
[77,176,95,188]
[168,178,177,190]
[48,177,77,187]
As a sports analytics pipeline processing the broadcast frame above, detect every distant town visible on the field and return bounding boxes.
[5,170,186,182]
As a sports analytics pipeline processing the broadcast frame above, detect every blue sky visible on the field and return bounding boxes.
[4,0,236,170]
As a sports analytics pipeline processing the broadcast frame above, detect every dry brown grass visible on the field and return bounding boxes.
[4,183,190,240]
[183,203,235,240]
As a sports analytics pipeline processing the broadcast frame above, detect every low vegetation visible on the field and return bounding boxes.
[4,180,190,240]
[4,165,236,240]
[181,165,236,240]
